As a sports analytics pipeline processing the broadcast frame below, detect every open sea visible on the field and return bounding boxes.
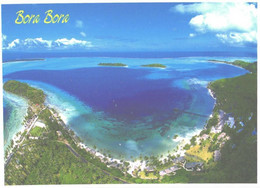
[3,52,255,159]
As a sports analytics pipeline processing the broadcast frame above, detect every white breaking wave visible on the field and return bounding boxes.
[187,78,209,88]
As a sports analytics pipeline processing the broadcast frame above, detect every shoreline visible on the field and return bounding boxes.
[207,60,247,70]
[208,87,216,100]
[45,98,212,175]
[4,58,250,176]
[4,125,26,161]
[4,82,218,176]
[3,92,29,157]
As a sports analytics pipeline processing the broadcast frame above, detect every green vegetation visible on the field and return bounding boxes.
[141,64,166,68]
[200,112,218,135]
[98,63,127,67]
[208,73,256,123]
[203,60,257,183]
[30,126,45,137]
[232,60,257,73]
[190,136,197,146]
[183,144,191,150]
[158,60,257,183]
[139,171,158,180]
[5,140,120,184]
[5,107,122,184]
[3,80,45,105]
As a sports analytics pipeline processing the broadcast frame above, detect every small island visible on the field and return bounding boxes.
[3,58,45,63]
[141,64,166,68]
[98,63,127,67]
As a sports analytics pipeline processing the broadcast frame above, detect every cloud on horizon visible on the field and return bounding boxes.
[3,37,93,50]
[172,2,257,46]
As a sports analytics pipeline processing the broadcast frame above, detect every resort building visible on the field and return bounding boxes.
[159,165,180,176]
[185,162,204,171]
[172,156,185,164]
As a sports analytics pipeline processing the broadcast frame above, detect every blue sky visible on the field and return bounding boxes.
[2,3,257,52]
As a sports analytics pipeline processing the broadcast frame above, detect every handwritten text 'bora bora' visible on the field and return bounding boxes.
[15,10,70,24]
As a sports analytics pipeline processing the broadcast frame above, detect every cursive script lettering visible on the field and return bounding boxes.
[15,10,69,24]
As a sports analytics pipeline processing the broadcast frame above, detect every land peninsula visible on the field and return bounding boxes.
[4,60,257,184]
[208,59,257,73]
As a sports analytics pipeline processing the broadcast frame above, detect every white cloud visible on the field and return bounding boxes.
[24,38,52,48]
[6,39,20,49]
[173,2,257,45]
[5,38,51,50]
[75,20,83,28]
[173,2,257,32]
[54,38,92,48]
[216,31,257,45]
[189,33,196,38]
[80,32,86,37]
[4,37,93,50]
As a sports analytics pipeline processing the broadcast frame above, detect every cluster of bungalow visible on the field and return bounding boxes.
[159,156,185,176]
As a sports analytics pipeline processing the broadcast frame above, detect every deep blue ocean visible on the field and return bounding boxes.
[3,52,255,159]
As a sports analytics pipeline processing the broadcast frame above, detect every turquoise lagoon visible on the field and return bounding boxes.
[3,56,251,159]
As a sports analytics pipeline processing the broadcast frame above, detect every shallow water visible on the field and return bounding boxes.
[3,56,250,158]
[3,92,28,151]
